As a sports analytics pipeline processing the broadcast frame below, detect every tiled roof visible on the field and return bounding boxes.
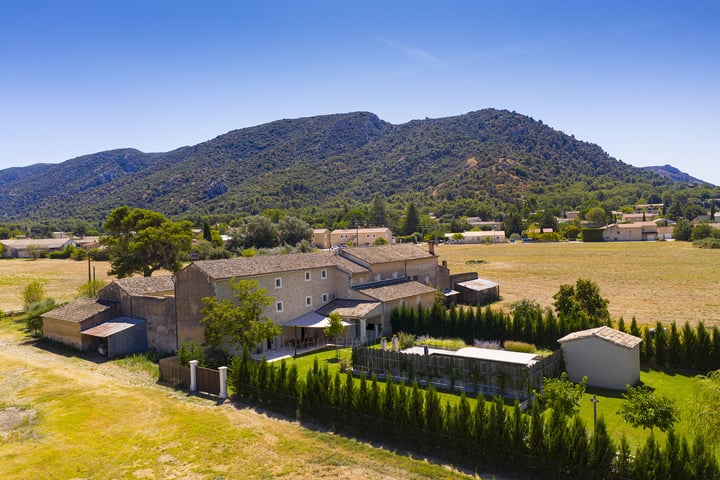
[316,299,381,318]
[191,251,368,279]
[341,244,433,265]
[558,326,642,349]
[1,238,75,249]
[113,276,175,296]
[41,298,116,323]
[357,280,436,302]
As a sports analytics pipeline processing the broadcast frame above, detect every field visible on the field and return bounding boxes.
[436,241,720,327]
[0,316,474,480]
[0,258,116,313]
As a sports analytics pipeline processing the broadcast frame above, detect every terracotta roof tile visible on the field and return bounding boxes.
[113,276,175,296]
[191,251,368,279]
[357,281,436,302]
[341,244,433,265]
[41,298,116,323]
[558,326,642,349]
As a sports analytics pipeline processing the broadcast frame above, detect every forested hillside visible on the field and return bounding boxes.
[1,109,717,228]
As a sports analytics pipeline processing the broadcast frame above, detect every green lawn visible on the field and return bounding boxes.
[286,347,715,454]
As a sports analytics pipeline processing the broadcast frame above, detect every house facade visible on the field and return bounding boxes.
[603,222,658,241]
[175,244,444,353]
[558,326,642,390]
[445,230,506,244]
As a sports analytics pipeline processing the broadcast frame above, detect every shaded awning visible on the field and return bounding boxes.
[284,312,352,329]
[81,317,145,338]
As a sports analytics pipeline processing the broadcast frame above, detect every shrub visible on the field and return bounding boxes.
[504,340,537,353]
[416,336,466,350]
[693,237,720,249]
[25,298,56,336]
[178,340,206,367]
[76,279,107,298]
[397,332,416,349]
[22,281,45,308]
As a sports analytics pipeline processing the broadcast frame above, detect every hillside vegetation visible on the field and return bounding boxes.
[3,109,717,226]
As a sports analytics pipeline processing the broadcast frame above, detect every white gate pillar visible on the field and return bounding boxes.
[218,366,228,399]
[189,360,198,392]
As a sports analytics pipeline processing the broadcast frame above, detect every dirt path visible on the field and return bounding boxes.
[0,330,484,480]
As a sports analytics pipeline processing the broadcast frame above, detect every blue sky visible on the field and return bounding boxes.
[1,0,719,185]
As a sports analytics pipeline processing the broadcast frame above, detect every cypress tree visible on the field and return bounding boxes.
[654,322,668,367]
[668,321,682,367]
[588,416,615,480]
[690,434,719,479]
[528,399,545,458]
[643,326,655,363]
[695,321,712,372]
[682,321,697,369]
[343,371,354,411]
[664,430,690,480]
[473,393,488,450]
[710,326,720,370]
[357,373,369,415]
[424,386,443,434]
[615,435,633,478]
[632,433,665,480]
[487,396,507,457]
[544,407,567,474]
[630,317,641,338]
[383,375,396,419]
[369,374,381,417]
[408,381,425,431]
[617,316,627,333]
[509,399,527,453]
[566,415,589,477]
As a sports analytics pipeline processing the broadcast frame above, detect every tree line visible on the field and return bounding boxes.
[392,291,720,373]
[228,352,718,480]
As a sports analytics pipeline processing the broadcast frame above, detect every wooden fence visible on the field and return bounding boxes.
[352,347,562,402]
[158,356,221,395]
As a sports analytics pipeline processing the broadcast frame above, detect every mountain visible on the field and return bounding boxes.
[0,109,701,224]
[641,164,712,185]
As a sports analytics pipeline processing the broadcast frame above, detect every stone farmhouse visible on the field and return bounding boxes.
[312,227,394,249]
[176,244,447,352]
[43,244,482,356]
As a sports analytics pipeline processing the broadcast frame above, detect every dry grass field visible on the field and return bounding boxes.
[436,241,720,327]
[0,318,473,480]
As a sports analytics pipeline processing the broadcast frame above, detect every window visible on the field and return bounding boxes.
[305,296,312,306]
[321,269,327,279]
[322,293,328,303]
[276,301,283,312]
[305,271,311,281]
[275,278,282,289]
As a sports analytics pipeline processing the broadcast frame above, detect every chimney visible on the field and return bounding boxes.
[428,241,435,256]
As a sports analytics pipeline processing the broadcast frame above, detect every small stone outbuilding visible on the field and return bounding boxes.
[558,326,642,390]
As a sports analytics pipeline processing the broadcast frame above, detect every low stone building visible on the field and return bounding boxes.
[558,326,642,390]
[42,276,176,356]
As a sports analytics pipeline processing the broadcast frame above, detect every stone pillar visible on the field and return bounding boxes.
[189,360,198,392]
[218,366,228,400]
[392,335,399,352]
[381,338,387,351]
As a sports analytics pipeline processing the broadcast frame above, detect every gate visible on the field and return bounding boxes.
[197,366,220,395]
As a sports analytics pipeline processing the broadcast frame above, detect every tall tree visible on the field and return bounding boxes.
[201,278,281,353]
[101,206,193,277]
[243,215,279,248]
[278,216,312,246]
[369,194,388,227]
[401,202,420,236]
